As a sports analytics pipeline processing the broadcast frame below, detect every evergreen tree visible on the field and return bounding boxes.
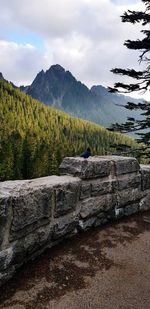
[0,79,138,180]
[109,0,150,156]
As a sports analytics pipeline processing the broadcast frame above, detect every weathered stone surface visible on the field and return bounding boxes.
[10,188,53,240]
[107,156,140,175]
[54,180,80,217]
[0,268,15,287]
[59,157,112,179]
[78,217,97,231]
[124,203,139,216]
[94,217,108,228]
[0,247,13,272]
[80,182,91,200]
[78,212,109,231]
[53,214,78,239]
[117,188,142,208]
[79,194,117,219]
[115,203,139,218]
[91,179,117,196]
[0,176,80,241]
[140,165,150,190]
[11,226,52,268]
[117,174,141,191]
[139,191,150,211]
[114,157,140,175]
[115,202,140,219]
[0,156,149,288]
[0,192,12,250]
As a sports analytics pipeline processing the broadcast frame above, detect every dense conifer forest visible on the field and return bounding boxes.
[0,80,137,180]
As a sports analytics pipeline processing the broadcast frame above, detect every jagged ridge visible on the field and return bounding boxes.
[23,64,141,127]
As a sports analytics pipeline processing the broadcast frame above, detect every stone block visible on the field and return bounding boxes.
[141,165,150,190]
[124,203,139,216]
[0,193,12,250]
[8,176,80,239]
[80,182,91,200]
[117,188,142,208]
[79,194,117,219]
[139,190,150,211]
[11,225,52,265]
[53,214,78,239]
[108,156,140,175]
[91,179,117,196]
[0,247,13,272]
[54,181,80,217]
[78,217,97,231]
[10,187,53,239]
[59,156,113,179]
[0,268,15,287]
[78,212,109,231]
[117,174,141,191]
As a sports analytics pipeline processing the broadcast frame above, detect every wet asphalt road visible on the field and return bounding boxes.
[0,211,150,309]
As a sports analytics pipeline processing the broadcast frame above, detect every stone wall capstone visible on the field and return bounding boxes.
[0,156,150,286]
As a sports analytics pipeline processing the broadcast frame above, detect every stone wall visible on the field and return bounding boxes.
[0,156,150,286]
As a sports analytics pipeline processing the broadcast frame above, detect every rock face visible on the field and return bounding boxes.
[90,85,142,127]
[60,156,140,178]
[0,156,150,286]
[22,64,141,128]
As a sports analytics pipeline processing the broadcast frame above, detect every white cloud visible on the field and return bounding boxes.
[0,40,47,85]
[0,0,82,38]
[42,0,144,89]
[0,0,149,101]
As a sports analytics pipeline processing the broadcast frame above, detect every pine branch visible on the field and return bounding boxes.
[121,10,150,25]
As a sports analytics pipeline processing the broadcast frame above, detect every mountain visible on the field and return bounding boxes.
[91,85,142,126]
[23,64,141,127]
[23,64,101,122]
[0,72,4,80]
[0,79,137,181]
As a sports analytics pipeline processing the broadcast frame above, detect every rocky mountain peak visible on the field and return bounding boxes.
[48,64,65,73]
[91,85,111,97]
[22,64,140,129]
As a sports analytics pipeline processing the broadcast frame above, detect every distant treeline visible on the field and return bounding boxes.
[0,80,137,181]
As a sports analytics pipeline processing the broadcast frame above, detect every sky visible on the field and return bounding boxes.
[0,0,149,99]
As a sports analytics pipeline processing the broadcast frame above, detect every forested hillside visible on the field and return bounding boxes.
[0,80,137,181]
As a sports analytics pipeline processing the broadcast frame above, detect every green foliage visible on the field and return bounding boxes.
[0,80,137,180]
[109,0,150,159]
